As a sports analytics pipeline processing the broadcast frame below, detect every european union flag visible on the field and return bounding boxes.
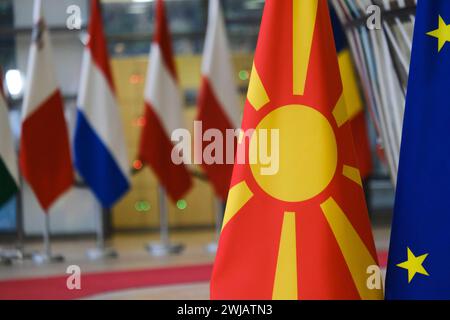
[386,0,450,299]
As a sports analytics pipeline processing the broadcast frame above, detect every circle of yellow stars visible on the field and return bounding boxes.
[427,15,450,52]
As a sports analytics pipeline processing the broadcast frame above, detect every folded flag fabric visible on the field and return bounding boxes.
[211,0,382,300]
[74,0,130,209]
[331,8,373,179]
[0,68,18,207]
[386,0,450,299]
[138,0,192,202]
[196,0,241,201]
[19,0,73,211]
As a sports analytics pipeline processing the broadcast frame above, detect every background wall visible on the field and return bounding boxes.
[0,0,393,236]
[111,53,252,230]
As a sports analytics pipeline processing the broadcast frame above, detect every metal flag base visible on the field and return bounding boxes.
[31,214,63,265]
[0,259,12,266]
[31,252,64,265]
[0,247,32,262]
[87,208,117,261]
[1,182,33,265]
[145,241,184,257]
[0,254,13,266]
[86,247,118,260]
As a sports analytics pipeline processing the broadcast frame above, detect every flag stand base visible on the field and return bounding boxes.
[0,248,22,260]
[145,242,184,256]
[86,247,118,260]
[0,247,33,263]
[31,252,64,265]
[0,258,12,265]
[205,242,218,254]
[87,208,117,260]
[32,214,63,264]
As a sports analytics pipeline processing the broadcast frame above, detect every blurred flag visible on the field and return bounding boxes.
[0,68,18,207]
[386,0,450,299]
[196,0,241,201]
[331,9,372,179]
[74,0,130,208]
[138,0,192,202]
[211,0,382,300]
[19,0,73,211]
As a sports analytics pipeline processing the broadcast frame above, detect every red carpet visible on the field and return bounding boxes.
[0,251,388,300]
[0,264,213,300]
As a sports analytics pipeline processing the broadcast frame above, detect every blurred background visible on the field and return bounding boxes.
[0,0,394,238]
[0,0,408,299]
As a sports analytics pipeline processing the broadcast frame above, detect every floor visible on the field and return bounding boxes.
[0,227,390,300]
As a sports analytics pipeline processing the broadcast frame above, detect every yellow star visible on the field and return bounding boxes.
[397,247,430,284]
[427,15,450,52]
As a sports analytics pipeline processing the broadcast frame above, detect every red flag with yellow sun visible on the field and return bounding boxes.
[211,0,383,300]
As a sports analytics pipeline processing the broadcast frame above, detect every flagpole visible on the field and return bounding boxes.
[368,30,401,182]
[0,176,32,263]
[0,190,23,266]
[205,196,224,253]
[13,177,32,260]
[86,207,118,260]
[15,179,26,258]
[146,186,184,256]
[332,0,416,184]
[382,20,410,76]
[159,186,169,246]
[213,197,223,240]
[0,189,21,264]
[32,212,64,264]
[97,208,105,249]
[43,213,51,257]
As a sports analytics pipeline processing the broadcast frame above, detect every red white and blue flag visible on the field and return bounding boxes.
[74,0,130,208]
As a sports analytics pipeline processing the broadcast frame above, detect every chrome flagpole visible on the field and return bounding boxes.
[0,176,32,264]
[368,24,401,181]
[32,211,64,264]
[146,186,184,256]
[86,207,118,260]
[333,0,398,177]
[205,196,224,253]
[331,0,416,184]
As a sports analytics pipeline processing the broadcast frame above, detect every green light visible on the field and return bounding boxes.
[238,70,250,81]
[134,201,151,212]
[176,199,187,210]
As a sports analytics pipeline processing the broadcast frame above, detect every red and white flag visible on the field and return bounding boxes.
[19,0,73,211]
[197,0,241,201]
[138,0,192,202]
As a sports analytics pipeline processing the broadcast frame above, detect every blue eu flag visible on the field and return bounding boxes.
[386,0,450,299]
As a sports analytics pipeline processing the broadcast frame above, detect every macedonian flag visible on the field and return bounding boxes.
[210,0,383,300]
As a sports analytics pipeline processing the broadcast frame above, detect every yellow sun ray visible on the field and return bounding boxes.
[247,63,270,111]
[338,51,364,119]
[320,198,383,300]
[293,0,318,96]
[342,165,362,187]
[272,212,298,300]
[332,94,349,127]
[221,181,254,231]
